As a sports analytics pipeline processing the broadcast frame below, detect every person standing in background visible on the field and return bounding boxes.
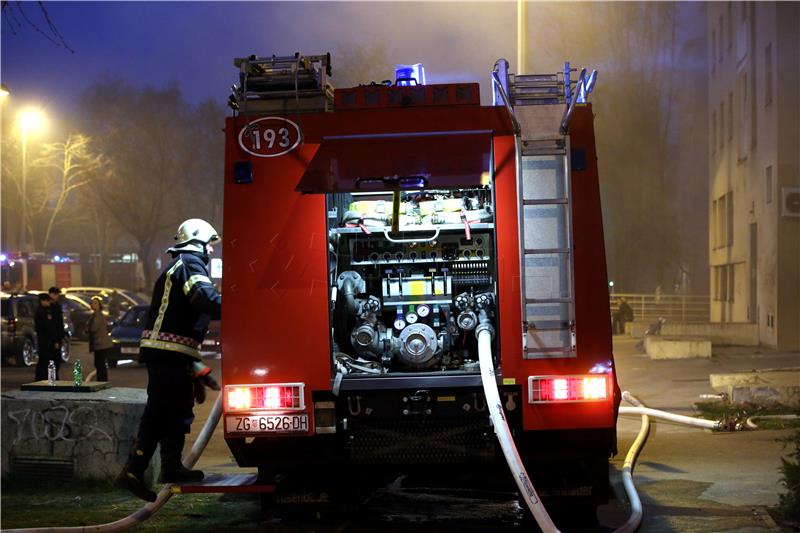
[86,296,114,381]
[34,293,63,381]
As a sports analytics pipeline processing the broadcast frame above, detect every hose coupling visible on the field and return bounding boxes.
[475,321,495,340]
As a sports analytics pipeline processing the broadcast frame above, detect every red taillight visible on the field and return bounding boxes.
[528,375,610,403]
[225,383,304,412]
[8,317,16,336]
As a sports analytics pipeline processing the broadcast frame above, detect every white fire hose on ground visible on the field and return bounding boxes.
[2,394,223,533]
[476,318,751,533]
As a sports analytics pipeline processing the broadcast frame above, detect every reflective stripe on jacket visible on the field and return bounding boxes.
[140,252,221,361]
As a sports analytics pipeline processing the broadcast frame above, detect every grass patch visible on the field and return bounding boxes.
[694,401,800,430]
[0,480,268,531]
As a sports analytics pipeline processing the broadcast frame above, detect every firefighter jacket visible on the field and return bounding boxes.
[140,251,221,362]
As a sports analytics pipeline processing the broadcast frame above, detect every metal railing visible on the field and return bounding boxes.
[609,293,710,323]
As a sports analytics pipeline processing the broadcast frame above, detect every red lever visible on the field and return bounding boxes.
[460,210,471,241]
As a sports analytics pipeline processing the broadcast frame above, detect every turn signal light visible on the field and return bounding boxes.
[528,375,610,403]
[225,383,305,412]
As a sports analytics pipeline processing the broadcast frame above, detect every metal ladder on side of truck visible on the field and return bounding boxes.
[493,60,594,360]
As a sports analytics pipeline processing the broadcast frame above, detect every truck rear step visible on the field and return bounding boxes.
[170,473,275,494]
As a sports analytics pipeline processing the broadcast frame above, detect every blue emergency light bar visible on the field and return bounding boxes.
[395,63,425,86]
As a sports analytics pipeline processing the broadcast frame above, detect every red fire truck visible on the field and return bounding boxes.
[221,53,619,517]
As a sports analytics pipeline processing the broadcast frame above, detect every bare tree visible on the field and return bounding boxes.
[1,1,74,52]
[532,2,705,293]
[77,80,220,287]
[32,134,104,249]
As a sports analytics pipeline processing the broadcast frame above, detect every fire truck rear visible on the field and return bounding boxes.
[221,53,619,516]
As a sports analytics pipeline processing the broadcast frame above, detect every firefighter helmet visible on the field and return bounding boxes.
[168,218,220,253]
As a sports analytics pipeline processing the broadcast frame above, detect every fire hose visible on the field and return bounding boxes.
[477,321,750,532]
[2,394,223,533]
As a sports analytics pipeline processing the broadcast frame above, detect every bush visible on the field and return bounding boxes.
[777,419,800,521]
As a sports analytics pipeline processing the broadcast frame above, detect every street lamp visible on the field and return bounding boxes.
[17,108,47,256]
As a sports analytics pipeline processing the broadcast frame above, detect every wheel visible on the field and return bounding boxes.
[21,337,37,367]
[107,358,118,368]
[61,338,70,363]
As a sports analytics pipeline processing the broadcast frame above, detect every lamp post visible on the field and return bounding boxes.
[17,108,46,255]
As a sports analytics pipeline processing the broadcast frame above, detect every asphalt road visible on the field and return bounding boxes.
[1,339,792,531]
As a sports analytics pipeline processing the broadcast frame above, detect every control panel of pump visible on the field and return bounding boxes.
[327,188,498,376]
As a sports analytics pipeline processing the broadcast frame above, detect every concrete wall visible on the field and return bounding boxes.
[1,387,157,482]
[661,322,759,345]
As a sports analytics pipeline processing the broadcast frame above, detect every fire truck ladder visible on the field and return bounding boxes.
[230,52,334,115]
[493,60,596,359]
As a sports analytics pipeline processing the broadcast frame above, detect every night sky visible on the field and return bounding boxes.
[2,1,521,117]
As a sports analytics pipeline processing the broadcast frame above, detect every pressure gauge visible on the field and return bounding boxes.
[416,304,431,318]
[394,318,407,330]
[406,312,419,324]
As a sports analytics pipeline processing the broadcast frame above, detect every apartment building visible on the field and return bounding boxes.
[708,2,799,350]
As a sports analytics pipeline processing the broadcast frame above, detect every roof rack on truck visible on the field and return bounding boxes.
[230,52,334,115]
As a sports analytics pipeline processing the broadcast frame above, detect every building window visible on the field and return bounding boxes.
[719,15,724,63]
[720,101,725,150]
[737,73,749,159]
[766,165,773,204]
[765,43,773,106]
[715,193,727,248]
[728,264,735,302]
[726,191,734,247]
[712,111,717,154]
[712,199,718,247]
[713,265,735,302]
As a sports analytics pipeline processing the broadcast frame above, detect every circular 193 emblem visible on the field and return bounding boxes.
[238,117,302,158]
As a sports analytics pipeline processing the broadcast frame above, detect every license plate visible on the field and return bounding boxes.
[202,339,216,346]
[120,347,139,354]
[226,414,308,434]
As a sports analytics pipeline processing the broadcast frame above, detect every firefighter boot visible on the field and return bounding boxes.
[159,434,204,483]
[116,442,157,502]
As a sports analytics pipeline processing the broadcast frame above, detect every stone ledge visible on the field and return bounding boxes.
[1,387,159,482]
[661,323,758,346]
[709,370,800,407]
[645,337,712,359]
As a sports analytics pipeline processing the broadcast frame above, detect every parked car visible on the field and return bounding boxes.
[110,305,220,367]
[54,293,116,342]
[1,291,72,367]
[109,305,148,367]
[63,287,148,321]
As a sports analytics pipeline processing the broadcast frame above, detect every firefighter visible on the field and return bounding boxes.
[116,218,222,502]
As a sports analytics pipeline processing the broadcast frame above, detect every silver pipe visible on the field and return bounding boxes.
[559,68,586,135]
[491,70,521,136]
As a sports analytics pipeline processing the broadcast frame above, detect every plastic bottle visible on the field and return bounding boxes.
[47,360,56,385]
[73,359,82,386]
